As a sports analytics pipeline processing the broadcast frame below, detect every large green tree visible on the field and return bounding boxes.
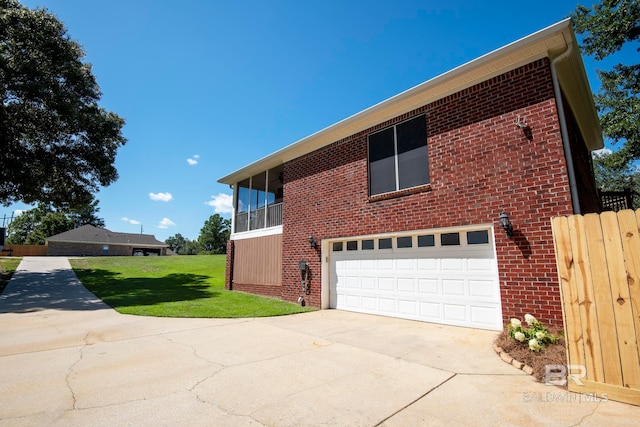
[592,151,640,209]
[0,0,126,209]
[198,214,230,254]
[165,233,187,254]
[6,201,105,244]
[573,0,640,167]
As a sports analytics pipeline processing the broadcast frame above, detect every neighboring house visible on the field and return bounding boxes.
[46,225,168,256]
[217,20,603,330]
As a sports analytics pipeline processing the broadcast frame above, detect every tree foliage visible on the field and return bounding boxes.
[6,201,105,244]
[0,0,126,209]
[573,0,640,167]
[198,214,231,254]
[592,151,640,208]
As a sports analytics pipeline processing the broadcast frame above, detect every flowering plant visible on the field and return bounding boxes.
[507,314,559,352]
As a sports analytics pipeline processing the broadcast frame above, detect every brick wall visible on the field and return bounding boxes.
[47,242,135,256]
[281,58,575,326]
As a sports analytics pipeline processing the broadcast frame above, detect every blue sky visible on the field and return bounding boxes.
[3,0,633,240]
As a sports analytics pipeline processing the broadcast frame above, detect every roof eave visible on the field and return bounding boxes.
[218,18,600,185]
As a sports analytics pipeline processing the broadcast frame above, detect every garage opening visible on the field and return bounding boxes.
[328,227,502,330]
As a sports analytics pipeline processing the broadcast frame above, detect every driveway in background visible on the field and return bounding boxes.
[1,257,639,426]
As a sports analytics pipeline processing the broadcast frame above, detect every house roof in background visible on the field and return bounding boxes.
[218,18,602,186]
[46,225,167,247]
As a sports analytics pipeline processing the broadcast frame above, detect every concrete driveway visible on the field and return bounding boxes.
[1,257,639,426]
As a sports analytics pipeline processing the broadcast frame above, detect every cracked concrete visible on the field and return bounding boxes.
[1,257,640,426]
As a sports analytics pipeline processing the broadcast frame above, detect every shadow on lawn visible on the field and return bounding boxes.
[74,268,218,308]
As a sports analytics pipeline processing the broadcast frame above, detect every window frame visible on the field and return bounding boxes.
[367,114,429,197]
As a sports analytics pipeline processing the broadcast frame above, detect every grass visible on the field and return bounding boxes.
[70,255,315,318]
[0,257,22,294]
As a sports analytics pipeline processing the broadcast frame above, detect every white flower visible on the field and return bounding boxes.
[535,331,546,340]
[514,332,526,342]
[529,338,542,352]
[524,314,538,324]
[510,318,522,328]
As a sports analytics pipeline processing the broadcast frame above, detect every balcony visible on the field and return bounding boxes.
[235,202,282,233]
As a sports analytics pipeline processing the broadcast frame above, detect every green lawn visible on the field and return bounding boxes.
[0,257,22,294]
[70,255,314,318]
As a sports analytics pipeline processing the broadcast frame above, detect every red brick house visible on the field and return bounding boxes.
[46,225,167,256]
[218,19,603,330]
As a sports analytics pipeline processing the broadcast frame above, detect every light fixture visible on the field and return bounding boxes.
[308,235,318,249]
[499,210,513,238]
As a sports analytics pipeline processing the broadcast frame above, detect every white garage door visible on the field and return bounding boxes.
[329,227,502,330]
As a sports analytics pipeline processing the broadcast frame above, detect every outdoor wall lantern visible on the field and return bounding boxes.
[499,210,514,238]
[308,235,318,249]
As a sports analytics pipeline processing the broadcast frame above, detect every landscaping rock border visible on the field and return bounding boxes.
[493,344,534,375]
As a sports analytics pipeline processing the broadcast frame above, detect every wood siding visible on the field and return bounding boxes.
[552,209,640,406]
[232,234,282,286]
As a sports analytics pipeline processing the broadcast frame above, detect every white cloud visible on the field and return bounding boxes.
[14,210,24,216]
[158,217,176,229]
[592,147,612,157]
[206,193,233,214]
[149,192,173,202]
[187,154,200,165]
[121,217,141,225]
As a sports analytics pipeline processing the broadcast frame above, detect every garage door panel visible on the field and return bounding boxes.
[396,259,414,270]
[361,259,376,269]
[442,279,465,296]
[345,276,359,288]
[361,277,376,289]
[467,257,496,272]
[329,227,502,330]
[378,259,394,269]
[418,279,439,294]
[469,280,499,298]
[379,298,395,312]
[470,305,501,327]
[417,258,437,270]
[362,296,377,310]
[443,304,467,323]
[378,277,395,291]
[397,278,416,292]
[441,258,464,271]
[398,299,417,315]
[420,301,441,319]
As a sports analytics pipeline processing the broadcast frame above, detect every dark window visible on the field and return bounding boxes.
[417,234,435,247]
[362,239,374,250]
[346,241,358,251]
[379,238,392,249]
[332,242,343,252]
[368,115,428,196]
[441,233,460,246]
[467,230,489,245]
[397,236,413,248]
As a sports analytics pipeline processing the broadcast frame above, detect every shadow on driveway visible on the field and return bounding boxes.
[0,266,110,313]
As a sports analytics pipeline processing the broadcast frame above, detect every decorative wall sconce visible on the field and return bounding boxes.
[499,210,514,238]
[515,115,533,140]
[308,235,318,249]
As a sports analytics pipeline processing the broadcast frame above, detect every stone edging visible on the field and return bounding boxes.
[493,344,534,375]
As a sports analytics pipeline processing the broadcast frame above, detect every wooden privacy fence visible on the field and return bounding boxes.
[552,209,640,406]
[1,245,47,257]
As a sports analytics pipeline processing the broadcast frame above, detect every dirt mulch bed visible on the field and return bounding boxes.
[494,331,567,385]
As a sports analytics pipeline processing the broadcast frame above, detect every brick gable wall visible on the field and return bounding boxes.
[281,58,573,326]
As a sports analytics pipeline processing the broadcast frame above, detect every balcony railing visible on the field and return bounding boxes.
[234,202,282,233]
